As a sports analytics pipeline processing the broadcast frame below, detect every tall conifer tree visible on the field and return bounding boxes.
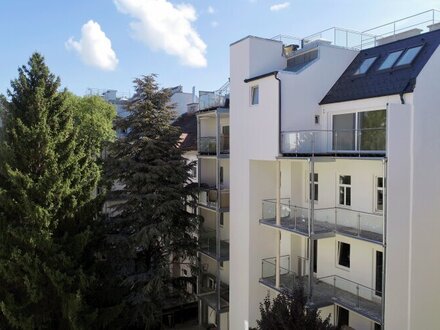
[0,53,114,329]
[101,75,199,329]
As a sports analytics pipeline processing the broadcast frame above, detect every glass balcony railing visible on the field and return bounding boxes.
[199,228,230,261]
[313,275,382,324]
[199,187,230,210]
[199,92,229,111]
[281,128,386,156]
[260,199,383,243]
[259,256,382,324]
[199,135,230,155]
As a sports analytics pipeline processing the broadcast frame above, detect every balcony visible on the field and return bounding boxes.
[198,273,229,312]
[281,128,386,157]
[198,135,230,155]
[199,92,229,111]
[198,186,230,211]
[260,199,383,244]
[259,256,382,324]
[199,228,230,261]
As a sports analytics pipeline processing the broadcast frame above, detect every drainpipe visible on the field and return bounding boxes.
[274,73,282,156]
[215,110,221,328]
[308,158,315,302]
[276,160,281,289]
[381,158,388,328]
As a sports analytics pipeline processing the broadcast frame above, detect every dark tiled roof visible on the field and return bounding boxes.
[320,29,440,105]
[173,112,197,151]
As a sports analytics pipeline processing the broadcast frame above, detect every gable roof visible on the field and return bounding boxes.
[320,28,440,105]
[173,112,197,151]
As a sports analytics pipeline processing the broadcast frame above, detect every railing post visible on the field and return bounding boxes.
[294,207,297,229]
[333,276,336,297]
[357,213,361,237]
[335,208,338,231]
[356,285,360,307]
[275,160,281,289]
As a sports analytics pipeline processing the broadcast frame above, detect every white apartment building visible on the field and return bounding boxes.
[196,82,231,328]
[229,10,440,330]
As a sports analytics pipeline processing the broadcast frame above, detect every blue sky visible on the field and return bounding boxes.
[0,0,436,97]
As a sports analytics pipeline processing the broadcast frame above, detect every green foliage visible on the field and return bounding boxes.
[98,74,199,329]
[254,284,336,330]
[0,53,115,329]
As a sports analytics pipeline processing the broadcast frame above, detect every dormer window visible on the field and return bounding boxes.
[354,56,377,75]
[250,85,259,105]
[395,45,423,66]
[378,50,404,70]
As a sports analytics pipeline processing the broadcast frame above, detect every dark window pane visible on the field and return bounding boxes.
[314,183,318,201]
[358,110,386,151]
[338,242,350,268]
[377,190,383,211]
[339,187,345,205]
[346,187,351,206]
[375,251,383,297]
[378,177,383,187]
[340,175,351,185]
[375,323,382,330]
[313,240,318,273]
[251,86,259,105]
[333,113,355,150]
[337,306,349,326]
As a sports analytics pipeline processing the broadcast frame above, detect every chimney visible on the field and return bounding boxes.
[428,22,440,32]
[192,86,196,103]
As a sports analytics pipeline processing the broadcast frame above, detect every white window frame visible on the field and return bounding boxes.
[338,174,352,207]
[374,176,384,213]
[306,171,319,204]
[250,85,259,106]
[336,241,351,270]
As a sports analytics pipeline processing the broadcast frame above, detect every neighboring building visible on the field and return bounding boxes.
[196,82,230,329]
[170,85,199,117]
[229,10,440,330]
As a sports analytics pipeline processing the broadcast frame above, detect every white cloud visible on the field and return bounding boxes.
[114,0,207,68]
[65,20,118,71]
[270,2,290,11]
[207,5,215,14]
[211,21,219,28]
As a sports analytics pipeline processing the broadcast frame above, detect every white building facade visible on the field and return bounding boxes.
[229,11,440,330]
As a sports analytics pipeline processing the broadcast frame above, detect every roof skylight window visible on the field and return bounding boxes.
[378,50,404,70]
[354,57,377,75]
[395,45,423,66]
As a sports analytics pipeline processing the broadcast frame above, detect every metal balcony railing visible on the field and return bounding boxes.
[260,199,383,243]
[259,256,382,324]
[281,128,386,156]
[313,275,382,324]
[198,187,230,210]
[198,228,230,261]
[198,135,230,155]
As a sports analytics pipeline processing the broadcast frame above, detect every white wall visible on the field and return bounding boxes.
[170,92,197,116]
[407,44,440,329]
[280,46,358,133]
[229,36,287,330]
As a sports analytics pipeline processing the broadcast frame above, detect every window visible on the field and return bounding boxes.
[208,277,215,289]
[378,50,403,70]
[309,173,318,201]
[190,163,197,178]
[354,56,377,75]
[375,251,383,297]
[220,166,224,184]
[314,115,320,125]
[182,268,188,276]
[333,113,355,150]
[395,45,423,66]
[220,261,224,269]
[337,306,349,327]
[374,323,382,330]
[220,213,224,227]
[376,177,384,212]
[358,110,386,151]
[313,240,318,273]
[251,86,259,105]
[339,175,351,206]
[338,242,350,268]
